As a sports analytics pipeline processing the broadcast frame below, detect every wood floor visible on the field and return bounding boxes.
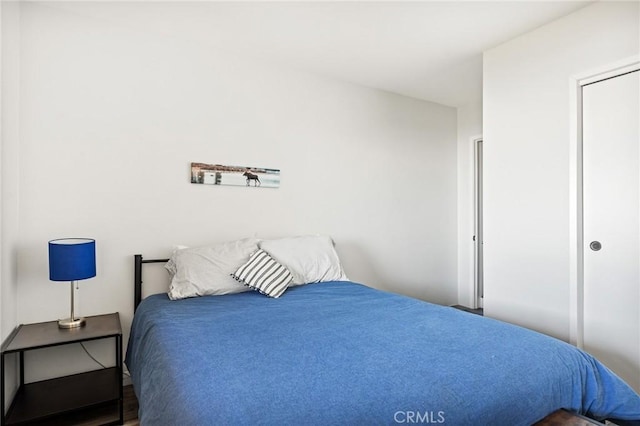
[451,304,484,316]
[535,409,604,425]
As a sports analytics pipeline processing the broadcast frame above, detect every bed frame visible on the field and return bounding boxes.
[133,254,169,311]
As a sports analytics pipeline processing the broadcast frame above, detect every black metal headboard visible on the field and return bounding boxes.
[134,254,169,311]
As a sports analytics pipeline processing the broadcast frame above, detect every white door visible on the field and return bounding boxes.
[582,70,640,392]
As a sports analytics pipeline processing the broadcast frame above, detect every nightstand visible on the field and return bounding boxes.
[0,313,123,426]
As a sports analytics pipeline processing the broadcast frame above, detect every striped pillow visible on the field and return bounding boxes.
[231,249,293,298]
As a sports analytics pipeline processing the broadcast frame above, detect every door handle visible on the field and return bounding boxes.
[590,241,602,251]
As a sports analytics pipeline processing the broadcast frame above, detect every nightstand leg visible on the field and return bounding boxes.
[117,335,123,424]
[1,353,5,426]
[18,352,23,386]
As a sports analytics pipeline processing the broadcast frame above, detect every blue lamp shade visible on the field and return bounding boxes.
[49,238,96,281]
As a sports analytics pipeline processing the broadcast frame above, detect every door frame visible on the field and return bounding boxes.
[568,56,640,348]
[474,137,484,309]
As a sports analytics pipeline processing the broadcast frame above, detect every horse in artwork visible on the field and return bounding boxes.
[243,171,261,187]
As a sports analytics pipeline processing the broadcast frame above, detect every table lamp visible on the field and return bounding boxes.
[48,238,96,329]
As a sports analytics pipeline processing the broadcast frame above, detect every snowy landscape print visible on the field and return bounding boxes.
[191,162,280,188]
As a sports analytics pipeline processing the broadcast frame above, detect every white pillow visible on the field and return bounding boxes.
[166,238,260,300]
[165,245,189,278]
[259,235,348,286]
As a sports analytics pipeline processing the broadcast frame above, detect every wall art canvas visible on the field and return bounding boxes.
[191,162,280,188]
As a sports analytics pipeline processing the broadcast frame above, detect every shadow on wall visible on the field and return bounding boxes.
[337,240,453,305]
[336,241,386,290]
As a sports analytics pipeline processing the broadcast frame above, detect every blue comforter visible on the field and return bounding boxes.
[126,281,640,425]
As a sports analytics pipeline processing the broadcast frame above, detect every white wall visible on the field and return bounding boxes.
[456,101,482,308]
[1,0,20,339]
[5,3,457,381]
[1,0,21,409]
[483,1,639,340]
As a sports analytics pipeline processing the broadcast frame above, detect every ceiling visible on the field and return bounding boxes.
[45,1,593,107]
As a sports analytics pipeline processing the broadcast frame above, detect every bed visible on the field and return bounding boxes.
[126,237,640,425]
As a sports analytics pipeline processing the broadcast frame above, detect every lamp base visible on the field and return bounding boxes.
[58,317,85,329]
